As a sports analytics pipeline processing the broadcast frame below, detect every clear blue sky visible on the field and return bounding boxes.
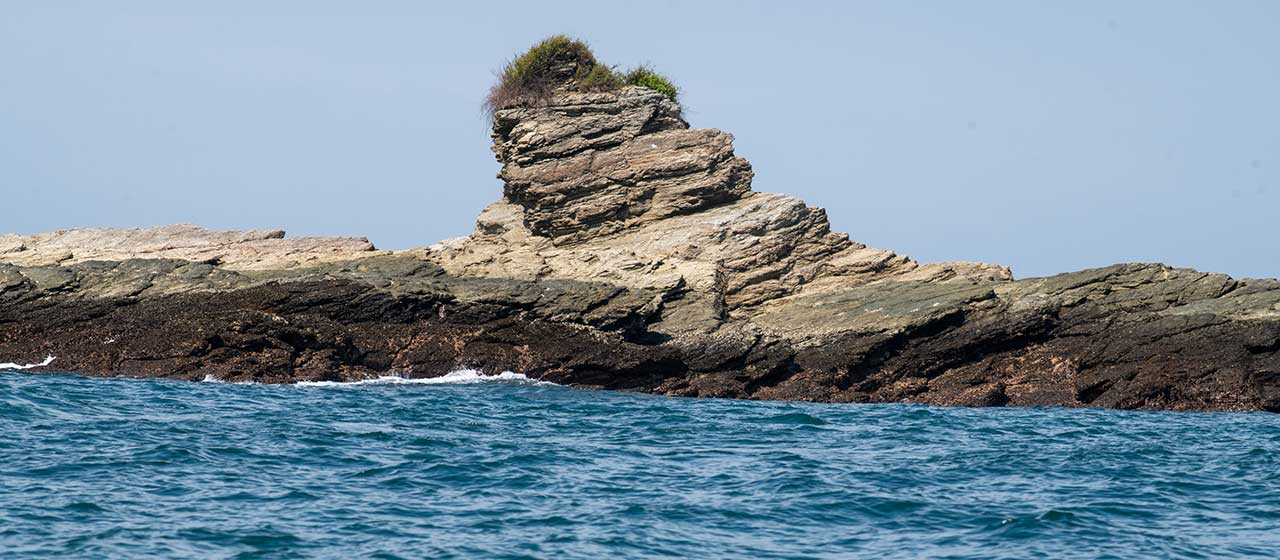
[2,1,1276,279]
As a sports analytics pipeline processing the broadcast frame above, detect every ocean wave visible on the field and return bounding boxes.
[295,369,556,387]
[0,355,55,371]
[4,370,1280,558]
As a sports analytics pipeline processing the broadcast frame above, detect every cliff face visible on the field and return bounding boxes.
[2,87,1279,412]
[437,88,1009,324]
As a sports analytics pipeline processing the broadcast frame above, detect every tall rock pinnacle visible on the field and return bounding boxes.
[1,37,1277,412]
[436,83,1008,329]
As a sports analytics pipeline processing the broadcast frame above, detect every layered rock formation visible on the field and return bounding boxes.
[0,224,382,270]
[2,85,1278,412]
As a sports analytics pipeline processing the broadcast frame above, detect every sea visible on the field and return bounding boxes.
[1,369,1277,559]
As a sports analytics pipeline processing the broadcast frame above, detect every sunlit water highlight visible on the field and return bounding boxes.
[2,370,1278,558]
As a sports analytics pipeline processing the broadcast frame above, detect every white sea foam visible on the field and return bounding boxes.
[200,375,265,385]
[295,369,556,387]
[0,355,56,371]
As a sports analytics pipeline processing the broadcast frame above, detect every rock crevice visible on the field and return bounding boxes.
[2,87,1278,412]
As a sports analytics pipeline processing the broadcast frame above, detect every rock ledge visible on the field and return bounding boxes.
[2,87,1277,412]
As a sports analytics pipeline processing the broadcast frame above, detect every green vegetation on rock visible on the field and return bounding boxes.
[579,63,623,92]
[485,35,680,116]
[623,66,678,103]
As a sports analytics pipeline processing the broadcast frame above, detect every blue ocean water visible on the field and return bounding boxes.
[1,370,1278,559]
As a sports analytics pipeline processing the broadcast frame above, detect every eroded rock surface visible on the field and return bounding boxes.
[0,224,381,270]
[2,86,1278,412]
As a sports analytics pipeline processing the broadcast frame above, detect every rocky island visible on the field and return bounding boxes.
[3,37,1278,412]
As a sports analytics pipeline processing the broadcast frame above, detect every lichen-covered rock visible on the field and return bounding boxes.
[2,86,1278,413]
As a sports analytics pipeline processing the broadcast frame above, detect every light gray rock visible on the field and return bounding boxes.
[0,224,380,270]
[2,80,1277,412]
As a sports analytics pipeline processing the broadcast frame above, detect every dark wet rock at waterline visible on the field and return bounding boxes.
[3,87,1279,412]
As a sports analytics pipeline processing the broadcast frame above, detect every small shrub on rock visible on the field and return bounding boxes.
[579,64,622,92]
[623,66,679,103]
[485,35,597,114]
[485,35,681,117]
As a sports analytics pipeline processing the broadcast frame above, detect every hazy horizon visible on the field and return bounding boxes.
[2,1,1276,279]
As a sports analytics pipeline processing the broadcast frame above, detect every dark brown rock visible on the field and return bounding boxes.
[3,87,1278,413]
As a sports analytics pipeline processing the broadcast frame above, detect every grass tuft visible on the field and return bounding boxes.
[579,63,622,92]
[485,36,680,117]
[623,66,679,103]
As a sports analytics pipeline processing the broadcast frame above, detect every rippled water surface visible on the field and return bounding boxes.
[2,370,1278,558]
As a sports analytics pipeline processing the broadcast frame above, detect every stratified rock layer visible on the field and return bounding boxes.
[0,224,380,270]
[2,87,1278,412]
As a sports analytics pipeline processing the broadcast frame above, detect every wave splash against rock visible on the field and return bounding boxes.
[2,47,1278,412]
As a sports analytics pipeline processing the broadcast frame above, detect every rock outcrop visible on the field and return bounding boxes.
[0,224,381,270]
[2,85,1278,412]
